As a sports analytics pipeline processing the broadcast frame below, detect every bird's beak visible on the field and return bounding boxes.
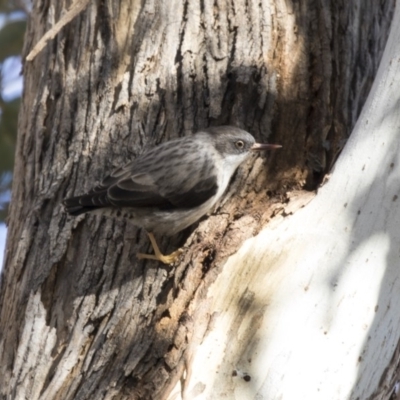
[251,143,282,151]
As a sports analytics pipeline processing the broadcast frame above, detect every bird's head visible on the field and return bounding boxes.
[203,126,281,168]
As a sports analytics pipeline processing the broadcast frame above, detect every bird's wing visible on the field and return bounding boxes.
[107,152,219,210]
[64,139,219,214]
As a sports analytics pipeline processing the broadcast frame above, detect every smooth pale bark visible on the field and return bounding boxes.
[0,1,394,399]
[177,4,400,399]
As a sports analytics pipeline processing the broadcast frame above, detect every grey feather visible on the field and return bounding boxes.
[63,126,266,235]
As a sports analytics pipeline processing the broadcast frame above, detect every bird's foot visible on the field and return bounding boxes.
[137,248,183,265]
[137,232,183,265]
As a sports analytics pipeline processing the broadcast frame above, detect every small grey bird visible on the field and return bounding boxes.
[63,126,281,264]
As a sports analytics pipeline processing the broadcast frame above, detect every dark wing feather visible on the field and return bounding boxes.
[165,175,218,209]
[107,172,218,210]
[63,136,219,215]
[107,180,174,208]
[63,190,111,215]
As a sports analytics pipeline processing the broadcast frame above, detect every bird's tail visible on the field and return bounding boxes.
[63,191,110,216]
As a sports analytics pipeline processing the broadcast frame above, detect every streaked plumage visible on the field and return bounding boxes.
[63,126,281,263]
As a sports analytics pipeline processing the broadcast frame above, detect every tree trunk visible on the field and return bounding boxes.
[0,0,394,399]
[180,4,400,399]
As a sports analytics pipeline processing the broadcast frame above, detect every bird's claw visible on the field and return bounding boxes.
[137,248,183,265]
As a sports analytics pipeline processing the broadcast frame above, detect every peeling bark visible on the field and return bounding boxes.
[0,0,394,399]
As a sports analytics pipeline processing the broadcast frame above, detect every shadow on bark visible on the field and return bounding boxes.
[0,0,395,398]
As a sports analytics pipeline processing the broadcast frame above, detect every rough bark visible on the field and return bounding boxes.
[0,0,394,399]
[179,5,400,397]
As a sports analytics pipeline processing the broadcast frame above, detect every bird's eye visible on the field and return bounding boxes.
[235,140,245,149]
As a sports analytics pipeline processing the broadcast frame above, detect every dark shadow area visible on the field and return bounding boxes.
[0,0,396,398]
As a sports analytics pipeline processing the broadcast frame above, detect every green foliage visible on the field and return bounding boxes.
[0,98,19,166]
[0,19,25,60]
[0,98,18,221]
[0,8,27,222]
[0,0,26,14]
[0,0,11,13]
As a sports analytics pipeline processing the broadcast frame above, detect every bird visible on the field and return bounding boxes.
[63,126,281,264]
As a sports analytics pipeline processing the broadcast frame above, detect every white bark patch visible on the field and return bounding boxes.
[175,3,400,399]
[40,294,96,399]
[10,291,57,399]
[7,290,98,400]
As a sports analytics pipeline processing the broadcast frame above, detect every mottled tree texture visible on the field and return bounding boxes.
[0,1,394,399]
